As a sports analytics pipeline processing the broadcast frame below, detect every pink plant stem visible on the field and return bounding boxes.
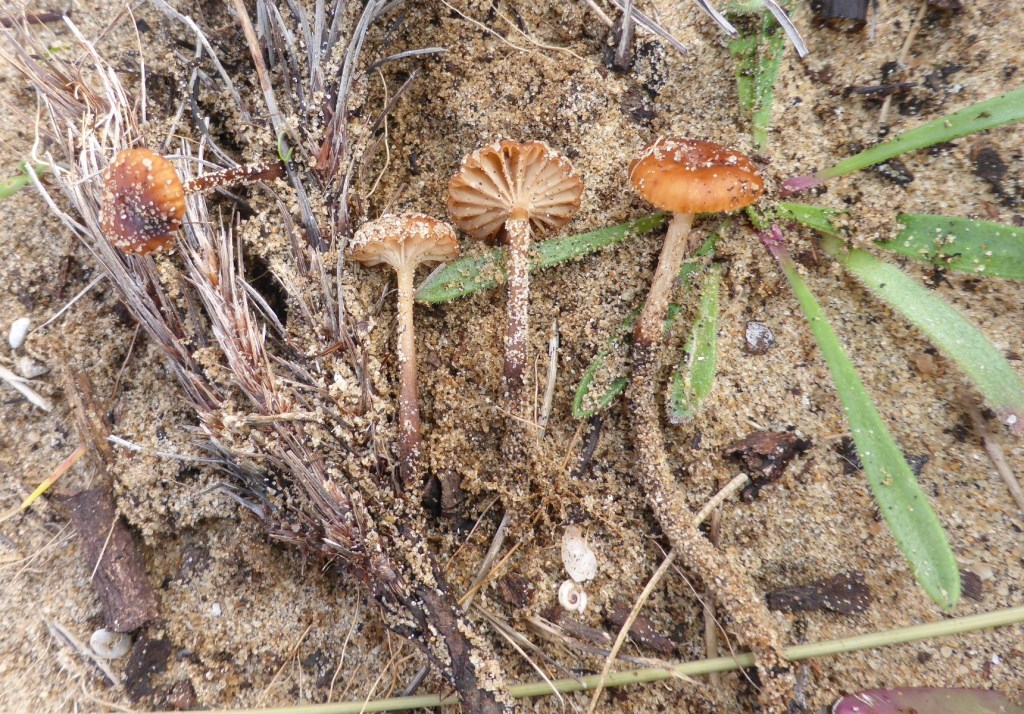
[779,172,824,197]
[503,215,531,408]
[183,160,286,195]
[395,262,422,489]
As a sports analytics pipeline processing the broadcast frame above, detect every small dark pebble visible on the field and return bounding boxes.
[873,158,915,186]
[767,571,871,614]
[162,679,197,711]
[745,321,776,355]
[606,600,678,656]
[497,575,534,610]
[726,430,811,500]
[971,145,1008,196]
[960,570,984,601]
[918,651,933,663]
[906,454,930,477]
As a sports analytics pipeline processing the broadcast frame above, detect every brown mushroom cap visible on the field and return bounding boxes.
[447,140,583,243]
[100,148,186,255]
[628,138,764,215]
[348,214,459,270]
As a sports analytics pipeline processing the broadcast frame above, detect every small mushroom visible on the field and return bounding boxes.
[625,139,793,704]
[448,140,583,406]
[347,214,460,488]
[101,148,285,255]
[627,138,763,350]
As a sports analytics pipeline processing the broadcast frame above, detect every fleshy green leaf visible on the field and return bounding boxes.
[572,235,718,419]
[819,232,1024,433]
[879,214,1024,281]
[762,228,960,609]
[416,214,668,303]
[779,202,1024,432]
[0,162,49,200]
[667,264,722,424]
[783,87,1024,193]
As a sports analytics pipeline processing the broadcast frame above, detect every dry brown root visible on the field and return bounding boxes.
[627,343,794,712]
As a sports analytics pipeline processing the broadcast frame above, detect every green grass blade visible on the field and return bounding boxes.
[416,213,668,303]
[879,214,1024,281]
[572,235,719,420]
[819,232,1024,432]
[667,264,722,424]
[730,35,758,119]
[776,201,840,235]
[783,86,1024,193]
[0,162,49,200]
[762,227,960,609]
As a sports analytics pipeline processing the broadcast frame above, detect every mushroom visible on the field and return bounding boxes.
[101,148,284,255]
[625,138,794,708]
[627,138,763,350]
[447,140,583,408]
[347,214,460,488]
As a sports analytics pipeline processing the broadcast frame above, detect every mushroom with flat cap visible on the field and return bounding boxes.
[448,140,583,408]
[347,213,460,489]
[625,138,794,710]
[101,148,285,255]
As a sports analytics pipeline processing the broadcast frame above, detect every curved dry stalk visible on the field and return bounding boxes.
[627,222,793,711]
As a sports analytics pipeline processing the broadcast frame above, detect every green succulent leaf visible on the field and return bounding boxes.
[0,162,49,200]
[762,230,960,609]
[779,201,1024,430]
[416,214,668,303]
[667,264,722,424]
[880,214,1024,281]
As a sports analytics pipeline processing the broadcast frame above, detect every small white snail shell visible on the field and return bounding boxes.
[89,628,132,659]
[558,579,588,614]
[561,526,597,583]
[8,317,31,350]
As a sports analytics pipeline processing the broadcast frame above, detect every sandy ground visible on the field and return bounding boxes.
[1,0,1023,712]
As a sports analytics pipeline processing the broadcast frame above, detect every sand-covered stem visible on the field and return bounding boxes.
[503,214,531,407]
[627,212,794,711]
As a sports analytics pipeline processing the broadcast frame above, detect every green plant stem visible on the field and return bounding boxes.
[175,605,1024,714]
[0,162,49,199]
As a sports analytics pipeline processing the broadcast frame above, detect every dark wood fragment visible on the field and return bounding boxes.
[64,486,160,632]
[606,600,679,656]
[960,570,984,601]
[811,0,868,31]
[124,636,172,701]
[767,571,871,614]
[725,430,811,501]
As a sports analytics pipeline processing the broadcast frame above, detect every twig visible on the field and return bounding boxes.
[879,0,927,126]
[613,0,635,71]
[965,396,1024,512]
[585,473,749,713]
[704,508,722,687]
[0,364,52,411]
[537,320,559,439]
[46,620,120,688]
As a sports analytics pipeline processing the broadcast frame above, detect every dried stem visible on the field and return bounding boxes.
[628,214,793,710]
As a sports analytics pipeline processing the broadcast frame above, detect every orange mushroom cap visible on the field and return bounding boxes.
[348,214,460,271]
[447,140,583,243]
[100,148,186,255]
[628,138,763,215]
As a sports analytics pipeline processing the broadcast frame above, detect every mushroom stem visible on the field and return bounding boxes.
[183,160,286,195]
[632,211,695,347]
[627,212,794,709]
[395,261,422,489]
[503,214,532,406]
